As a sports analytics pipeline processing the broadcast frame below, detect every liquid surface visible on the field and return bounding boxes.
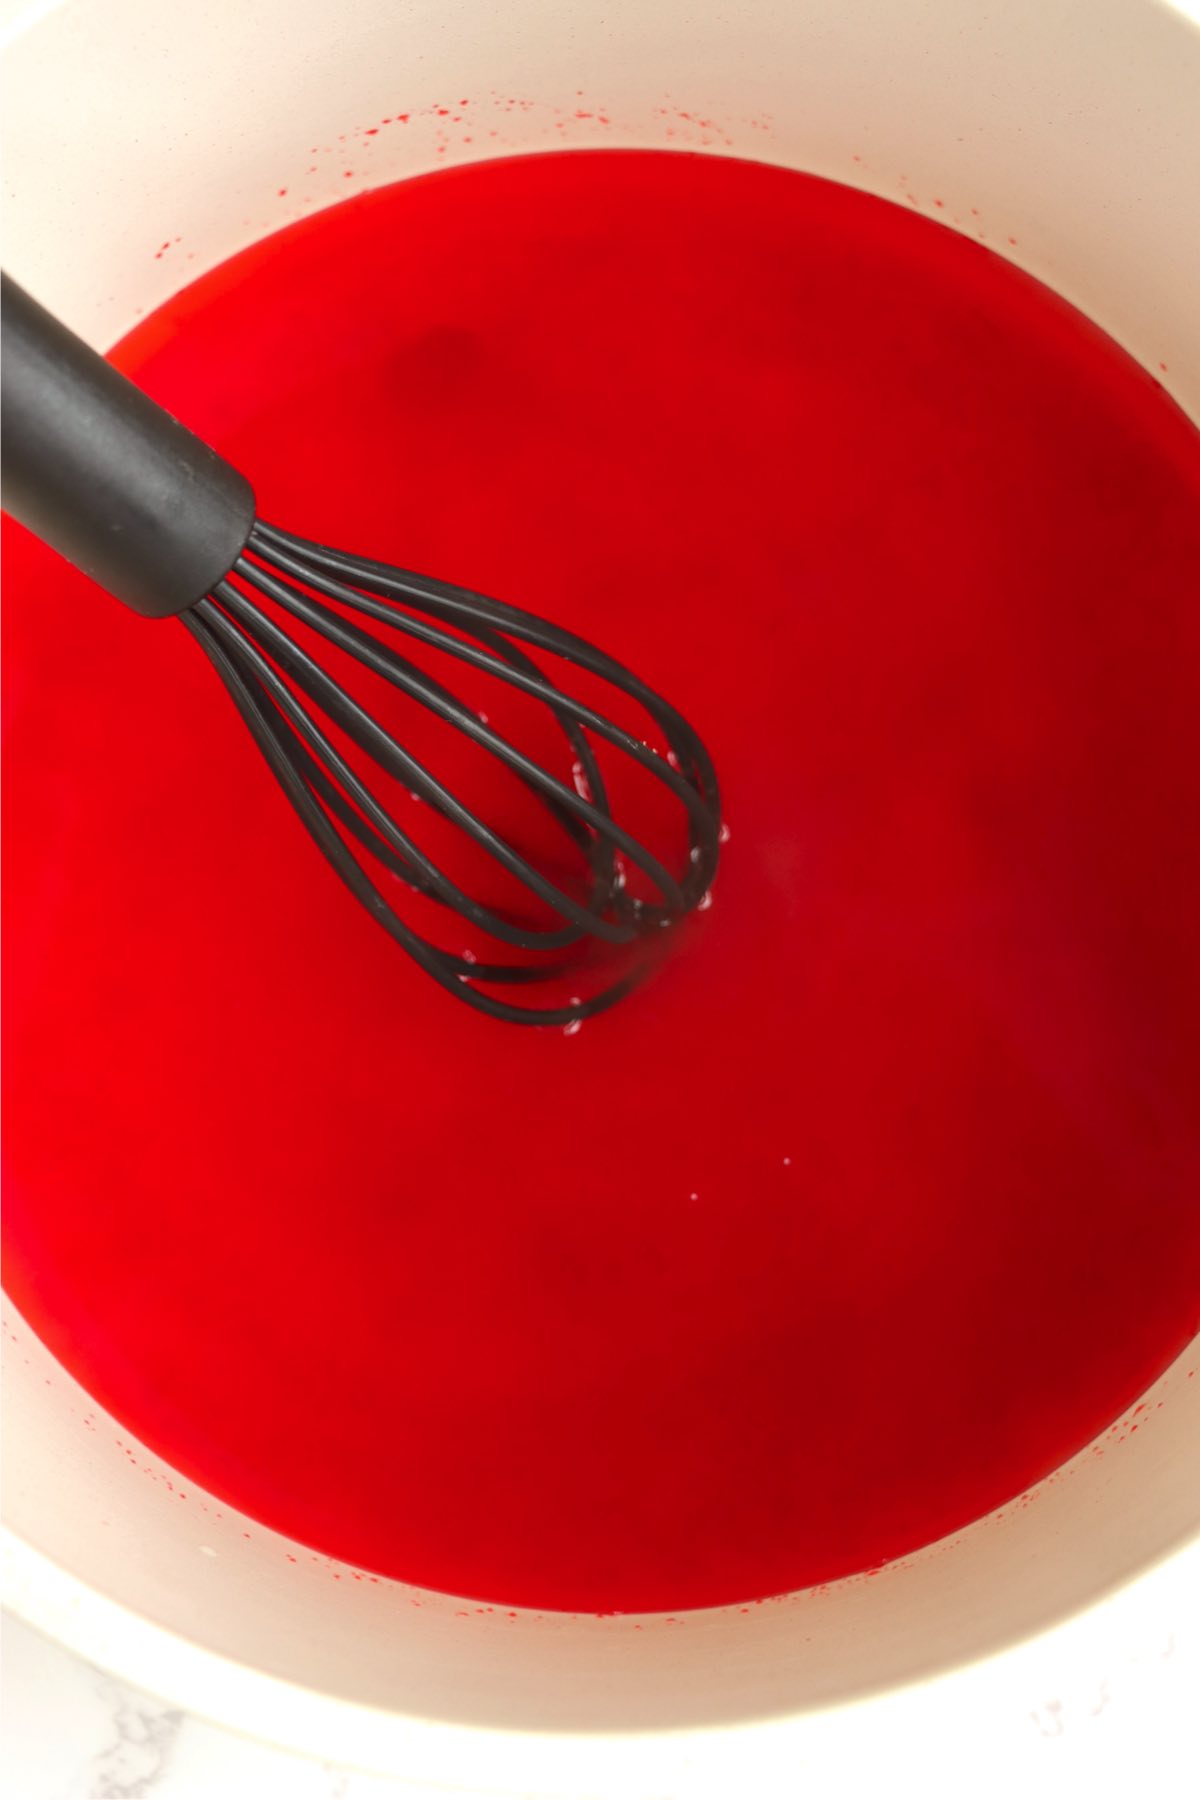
[5,152,1200,1612]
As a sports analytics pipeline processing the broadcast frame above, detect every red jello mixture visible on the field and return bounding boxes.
[4,151,1200,1611]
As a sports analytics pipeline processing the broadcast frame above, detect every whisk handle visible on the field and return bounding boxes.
[0,272,255,618]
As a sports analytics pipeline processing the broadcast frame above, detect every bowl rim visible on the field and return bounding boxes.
[5,1521,1198,1796]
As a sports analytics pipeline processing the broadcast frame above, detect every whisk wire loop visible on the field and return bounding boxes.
[181,520,720,1022]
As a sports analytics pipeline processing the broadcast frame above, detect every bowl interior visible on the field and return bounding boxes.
[3,0,1199,1784]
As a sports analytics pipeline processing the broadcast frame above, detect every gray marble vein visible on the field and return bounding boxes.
[86,1678,183,1798]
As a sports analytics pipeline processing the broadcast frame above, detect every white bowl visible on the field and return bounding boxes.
[3,0,1198,1792]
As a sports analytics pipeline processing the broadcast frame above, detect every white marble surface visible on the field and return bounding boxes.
[0,1614,424,1800]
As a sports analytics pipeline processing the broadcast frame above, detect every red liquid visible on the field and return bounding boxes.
[5,152,1200,1612]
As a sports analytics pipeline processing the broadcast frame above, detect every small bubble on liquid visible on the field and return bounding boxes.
[477,710,489,726]
[782,1156,792,1167]
[697,890,714,911]
[689,1192,699,1202]
[689,844,702,864]
[719,821,731,844]
[666,749,682,771]
[562,998,584,1037]
[461,948,477,965]
[408,789,423,805]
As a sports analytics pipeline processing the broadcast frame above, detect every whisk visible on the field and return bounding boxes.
[0,273,720,1024]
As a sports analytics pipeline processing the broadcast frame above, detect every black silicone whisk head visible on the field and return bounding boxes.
[0,275,721,1022]
[183,523,721,1023]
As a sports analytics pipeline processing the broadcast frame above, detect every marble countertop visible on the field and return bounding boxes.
[1,1614,431,1800]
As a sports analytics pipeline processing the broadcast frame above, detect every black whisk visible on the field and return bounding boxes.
[0,274,720,1023]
